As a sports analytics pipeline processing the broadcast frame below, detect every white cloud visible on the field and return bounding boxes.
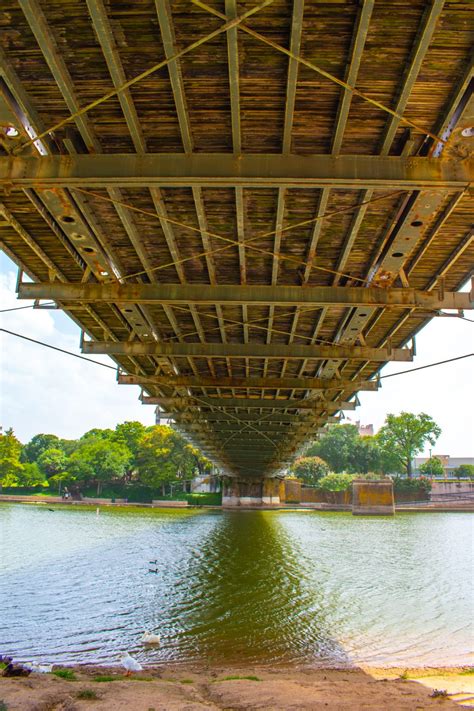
[1,268,155,443]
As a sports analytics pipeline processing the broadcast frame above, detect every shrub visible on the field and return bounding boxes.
[392,476,432,501]
[52,669,76,680]
[316,472,355,492]
[290,456,330,485]
[76,689,99,699]
[186,492,221,506]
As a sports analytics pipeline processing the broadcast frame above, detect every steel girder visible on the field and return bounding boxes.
[83,339,412,362]
[2,154,472,189]
[18,282,474,310]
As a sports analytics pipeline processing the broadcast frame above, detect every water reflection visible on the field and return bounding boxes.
[168,511,350,666]
[0,505,472,667]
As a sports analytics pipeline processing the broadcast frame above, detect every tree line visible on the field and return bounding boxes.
[0,422,213,495]
[290,411,456,485]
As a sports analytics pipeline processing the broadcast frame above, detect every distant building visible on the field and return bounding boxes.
[356,421,374,437]
[413,455,474,478]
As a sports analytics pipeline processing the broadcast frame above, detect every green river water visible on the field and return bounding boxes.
[0,503,472,668]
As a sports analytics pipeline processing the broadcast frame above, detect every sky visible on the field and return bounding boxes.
[1,251,473,455]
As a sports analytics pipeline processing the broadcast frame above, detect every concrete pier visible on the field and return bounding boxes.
[352,479,395,515]
[222,478,281,506]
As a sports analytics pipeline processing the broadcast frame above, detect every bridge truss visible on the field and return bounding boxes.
[0,0,473,478]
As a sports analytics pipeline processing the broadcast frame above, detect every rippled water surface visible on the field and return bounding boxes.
[0,504,472,667]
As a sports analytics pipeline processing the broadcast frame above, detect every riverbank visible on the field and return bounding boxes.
[1,665,472,709]
[1,494,473,512]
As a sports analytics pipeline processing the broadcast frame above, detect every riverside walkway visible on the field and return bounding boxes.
[0,1,473,492]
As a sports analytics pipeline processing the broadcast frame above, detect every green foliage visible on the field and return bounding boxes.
[136,426,198,486]
[113,421,146,459]
[349,436,382,474]
[392,476,432,499]
[19,462,46,486]
[186,492,222,506]
[0,428,24,487]
[2,420,215,501]
[377,412,441,478]
[80,428,115,441]
[93,675,124,682]
[52,669,77,680]
[454,464,474,480]
[76,689,99,699]
[316,472,355,492]
[37,448,68,477]
[68,439,131,494]
[317,424,359,472]
[290,456,329,484]
[220,675,261,681]
[22,433,61,463]
[185,444,212,477]
[419,456,444,478]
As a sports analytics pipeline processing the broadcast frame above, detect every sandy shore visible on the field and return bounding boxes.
[1,665,473,710]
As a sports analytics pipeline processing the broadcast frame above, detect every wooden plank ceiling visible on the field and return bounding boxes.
[0,0,473,479]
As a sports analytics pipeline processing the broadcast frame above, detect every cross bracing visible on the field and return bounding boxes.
[0,0,472,479]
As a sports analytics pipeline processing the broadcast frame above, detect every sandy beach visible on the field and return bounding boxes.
[1,665,473,710]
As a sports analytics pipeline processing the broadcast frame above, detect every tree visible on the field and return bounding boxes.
[22,433,61,463]
[291,456,329,485]
[419,456,444,478]
[318,424,359,472]
[348,436,382,474]
[80,428,114,441]
[185,445,213,478]
[454,464,474,480]
[0,428,24,487]
[18,462,46,487]
[136,426,188,492]
[377,412,441,478]
[68,438,131,494]
[37,448,68,478]
[113,421,146,459]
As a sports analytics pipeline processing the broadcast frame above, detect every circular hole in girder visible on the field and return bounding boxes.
[83,247,95,254]
[411,220,423,227]
[99,270,109,276]
[392,251,404,258]
[61,215,75,224]
[359,313,368,317]
[135,322,143,327]
[71,232,86,241]
[124,308,133,313]
[461,127,474,137]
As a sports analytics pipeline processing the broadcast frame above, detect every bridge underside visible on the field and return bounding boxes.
[0,0,472,479]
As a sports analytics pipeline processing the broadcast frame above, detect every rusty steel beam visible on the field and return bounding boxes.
[117,373,378,391]
[142,396,356,410]
[2,154,471,190]
[19,282,474,310]
[82,339,412,361]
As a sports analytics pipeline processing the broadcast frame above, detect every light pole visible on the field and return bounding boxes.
[429,447,432,479]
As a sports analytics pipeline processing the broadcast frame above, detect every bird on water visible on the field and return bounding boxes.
[140,631,161,645]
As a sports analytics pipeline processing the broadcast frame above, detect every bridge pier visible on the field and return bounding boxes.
[352,478,395,515]
[222,478,281,507]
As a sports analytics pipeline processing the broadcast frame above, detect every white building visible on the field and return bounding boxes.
[413,455,474,478]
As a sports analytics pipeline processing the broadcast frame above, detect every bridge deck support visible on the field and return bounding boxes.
[222,478,281,507]
[352,479,395,515]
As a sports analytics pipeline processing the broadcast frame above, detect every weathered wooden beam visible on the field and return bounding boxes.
[19,282,474,310]
[117,373,379,391]
[143,396,356,410]
[82,339,412,361]
[3,154,470,189]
